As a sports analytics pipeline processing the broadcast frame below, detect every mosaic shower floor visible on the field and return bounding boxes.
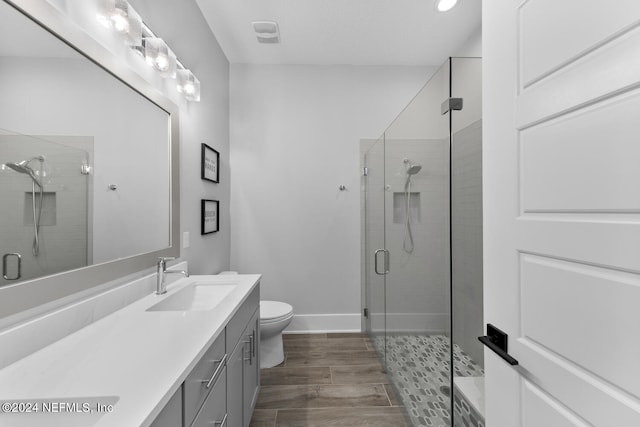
[372,334,484,427]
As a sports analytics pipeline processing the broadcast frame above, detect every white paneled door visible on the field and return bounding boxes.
[483,1,640,426]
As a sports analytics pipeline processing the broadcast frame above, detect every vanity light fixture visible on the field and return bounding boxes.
[95,0,200,101]
[176,69,201,102]
[143,37,177,78]
[96,0,142,46]
[435,0,458,12]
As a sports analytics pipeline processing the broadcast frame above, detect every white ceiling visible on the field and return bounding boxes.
[195,0,482,66]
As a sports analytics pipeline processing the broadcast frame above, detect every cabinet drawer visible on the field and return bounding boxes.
[184,331,226,427]
[192,369,227,427]
[149,386,182,427]
[226,285,259,352]
[242,309,260,427]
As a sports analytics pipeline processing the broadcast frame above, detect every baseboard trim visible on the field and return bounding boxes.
[285,313,361,334]
[370,312,447,334]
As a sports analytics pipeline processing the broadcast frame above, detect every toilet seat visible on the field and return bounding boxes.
[260,300,293,323]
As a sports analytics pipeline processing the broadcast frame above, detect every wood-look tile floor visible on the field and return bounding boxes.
[250,333,409,427]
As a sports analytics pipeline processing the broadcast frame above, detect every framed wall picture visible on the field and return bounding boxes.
[201,143,219,183]
[201,199,219,234]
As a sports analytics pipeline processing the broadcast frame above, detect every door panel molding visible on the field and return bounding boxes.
[485,0,640,425]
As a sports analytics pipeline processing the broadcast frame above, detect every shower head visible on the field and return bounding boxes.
[403,158,422,175]
[4,156,45,187]
[407,164,422,175]
[5,161,32,174]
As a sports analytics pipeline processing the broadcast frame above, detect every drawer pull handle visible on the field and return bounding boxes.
[212,413,228,426]
[203,353,227,389]
[244,330,256,364]
[252,329,256,358]
[243,337,252,364]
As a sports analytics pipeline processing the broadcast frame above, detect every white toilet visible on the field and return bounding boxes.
[219,272,294,369]
[259,300,294,368]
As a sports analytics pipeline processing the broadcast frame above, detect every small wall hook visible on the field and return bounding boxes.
[339,185,347,191]
[108,184,118,191]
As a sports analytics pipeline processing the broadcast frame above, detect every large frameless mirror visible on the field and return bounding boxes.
[0,0,180,322]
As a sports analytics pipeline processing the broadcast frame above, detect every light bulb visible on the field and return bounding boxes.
[111,13,129,33]
[96,0,142,46]
[143,38,176,77]
[436,0,458,12]
[155,54,169,71]
[176,69,201,102]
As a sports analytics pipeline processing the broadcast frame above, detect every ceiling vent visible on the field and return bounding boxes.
[252,21,280,44]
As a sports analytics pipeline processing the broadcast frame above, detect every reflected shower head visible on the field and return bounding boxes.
[4,156,45,187]
[5,161,32,174]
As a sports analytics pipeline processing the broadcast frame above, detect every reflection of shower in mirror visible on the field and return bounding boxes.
[4,156,46,256]
[4,156,45,187]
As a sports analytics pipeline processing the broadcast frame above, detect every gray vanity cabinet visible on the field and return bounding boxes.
[150,284,260,427]
[228,308,260,427]
[184,331,227,425]
[243,311,260,425]
[227,332,244,427]
[227,292,260,427]
[149,386,182,427]
[190,372,227,427]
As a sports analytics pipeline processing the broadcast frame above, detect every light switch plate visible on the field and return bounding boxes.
[183,231,190,248]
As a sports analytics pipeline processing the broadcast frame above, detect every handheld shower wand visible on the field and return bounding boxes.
[403,159,422,254]
[4,156,45,256]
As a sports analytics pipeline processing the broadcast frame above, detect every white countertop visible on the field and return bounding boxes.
[0,274,261,427]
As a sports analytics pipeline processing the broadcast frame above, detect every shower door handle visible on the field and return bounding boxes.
[374,249,390,275]
[3,253,22,281]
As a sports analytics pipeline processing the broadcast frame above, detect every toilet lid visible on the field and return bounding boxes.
[260,300,293,321]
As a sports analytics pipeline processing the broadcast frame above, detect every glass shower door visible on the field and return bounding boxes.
[450,57,484,427]
[364,134,388,367]
[382,61,452,427]
[364,59,459,427]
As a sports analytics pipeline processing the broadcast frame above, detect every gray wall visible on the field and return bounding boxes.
[130,0,231,275]
[229,64,432,331]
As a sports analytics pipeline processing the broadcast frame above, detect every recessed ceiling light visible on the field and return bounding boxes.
[435,0,458,12]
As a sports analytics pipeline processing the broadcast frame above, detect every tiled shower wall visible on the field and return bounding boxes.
[361,138,450,334]
[451,119,484,367]
[384,138,450,333]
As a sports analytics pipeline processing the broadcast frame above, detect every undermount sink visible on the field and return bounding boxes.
[0,396,119,427]
[147,281,236,312]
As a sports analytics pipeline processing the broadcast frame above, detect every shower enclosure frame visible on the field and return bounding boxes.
[362,57,483,427]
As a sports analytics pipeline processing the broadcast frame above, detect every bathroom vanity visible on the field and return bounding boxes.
[152,277,260,427]
[0,274,260,427]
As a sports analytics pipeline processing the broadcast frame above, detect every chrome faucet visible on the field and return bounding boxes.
[156,257,189,295]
